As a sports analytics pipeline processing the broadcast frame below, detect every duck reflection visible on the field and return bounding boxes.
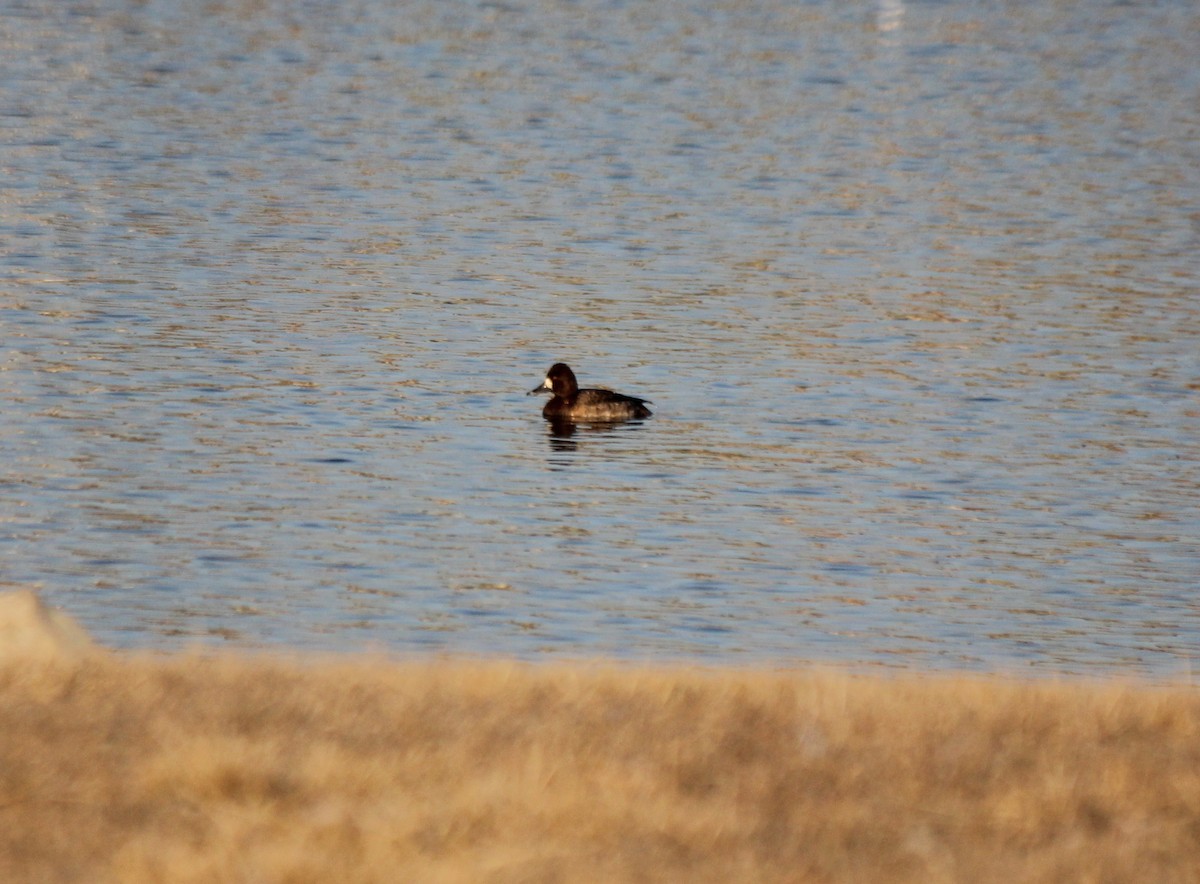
[545,417,650,461]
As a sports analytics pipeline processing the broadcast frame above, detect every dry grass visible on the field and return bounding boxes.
[2,650,1199,884]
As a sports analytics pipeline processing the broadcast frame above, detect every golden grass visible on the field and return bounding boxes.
[2,649,1199,884]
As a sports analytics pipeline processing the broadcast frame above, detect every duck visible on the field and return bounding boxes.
[528,363,653,421]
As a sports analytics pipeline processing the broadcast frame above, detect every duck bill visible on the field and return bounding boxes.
[528,379,551,396]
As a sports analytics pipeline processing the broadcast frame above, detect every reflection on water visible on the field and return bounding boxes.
[876,0,904,36]
[1,0,1198,677]
[545,419,652,464]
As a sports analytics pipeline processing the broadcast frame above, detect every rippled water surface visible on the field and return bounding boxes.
[3,0,1198,676]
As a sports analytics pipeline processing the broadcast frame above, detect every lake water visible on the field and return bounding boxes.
[2,0,1198,677]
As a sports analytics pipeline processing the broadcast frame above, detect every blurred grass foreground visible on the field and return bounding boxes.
[2,590,1198,883]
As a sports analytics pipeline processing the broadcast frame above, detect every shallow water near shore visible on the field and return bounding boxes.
[2,0,1198,676]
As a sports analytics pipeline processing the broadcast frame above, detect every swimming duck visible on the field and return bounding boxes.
[528,363,653,421]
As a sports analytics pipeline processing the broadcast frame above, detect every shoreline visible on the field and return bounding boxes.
[2,591,1198,882]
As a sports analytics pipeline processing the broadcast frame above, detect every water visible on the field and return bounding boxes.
[2,0,1198,677]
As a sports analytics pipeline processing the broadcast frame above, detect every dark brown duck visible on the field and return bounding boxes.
[528,363,653,421]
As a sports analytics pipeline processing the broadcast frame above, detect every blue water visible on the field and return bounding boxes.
[2,0,1198,676]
